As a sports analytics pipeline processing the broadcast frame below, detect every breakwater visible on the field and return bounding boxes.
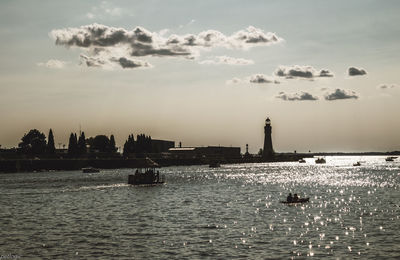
[0,154,309,173]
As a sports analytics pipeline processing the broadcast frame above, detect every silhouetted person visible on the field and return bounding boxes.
[287,193,293,202]
[293,194,299,202]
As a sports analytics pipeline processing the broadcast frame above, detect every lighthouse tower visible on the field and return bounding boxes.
[263,117,274,158]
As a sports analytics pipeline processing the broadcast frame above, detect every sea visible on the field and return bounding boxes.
[0,156,399,259]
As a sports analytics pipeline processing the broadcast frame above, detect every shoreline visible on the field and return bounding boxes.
[0,153,309,173]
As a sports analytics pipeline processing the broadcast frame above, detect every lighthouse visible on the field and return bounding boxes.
[263,117,274,158]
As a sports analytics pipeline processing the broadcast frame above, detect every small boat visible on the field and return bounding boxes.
[385,156,397,162]
[281,198,310,204]
[353,161,361,166]
[128,169,165,185]
[128,158,165,185]
[82,167,100,173]
[298,159,306,163]
[315,157,326,164]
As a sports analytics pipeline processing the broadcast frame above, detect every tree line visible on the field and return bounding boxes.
[16,129,158,158]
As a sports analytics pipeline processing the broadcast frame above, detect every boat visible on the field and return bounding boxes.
[315,157,326,164]
[82,167,100,173]
[128,158,165,185]
[353,161,361,166]
[298,158,306,163]
[280,198,310,204]
[385,156,397,162]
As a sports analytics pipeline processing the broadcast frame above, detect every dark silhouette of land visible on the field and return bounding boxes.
[0,121,398,173]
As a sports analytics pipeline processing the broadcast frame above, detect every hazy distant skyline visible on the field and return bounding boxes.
[1,0,400,153]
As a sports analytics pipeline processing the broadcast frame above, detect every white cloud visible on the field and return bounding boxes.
[51,24,283,69]
[226,77,242,85]
[37,59,67,69]
[86,1,123,19]
[199,56,254,65]
[226,74,279,85]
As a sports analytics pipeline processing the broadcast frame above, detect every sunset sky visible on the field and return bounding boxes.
[1,0,399,153]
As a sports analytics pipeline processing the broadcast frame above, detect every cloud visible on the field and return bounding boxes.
[37,59,67,69]
[226,74,280,85]
[249,74,280,84]
[275,65,333,79]
[199,56,254,65]
[79,54,151,69]
[276,91,318,101]
[324,89,359,101]
[226,77,242,85]
[348,67,367,76]
[51,24,283,69]
[86,1,123,19]
[378,83,398,89]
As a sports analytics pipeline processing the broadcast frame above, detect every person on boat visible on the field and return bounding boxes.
[156,171,160,182]
[287,193,293,203]
[293,194,299,202]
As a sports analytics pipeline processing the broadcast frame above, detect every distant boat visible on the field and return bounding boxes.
[281,198,309,204]
[353,161,361,166]
[298,158,306,163]
[315,157,326,164]
[82,167,100,173]
[385,156,397,162]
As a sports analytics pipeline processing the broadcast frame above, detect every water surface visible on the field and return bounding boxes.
[1,156,399,259]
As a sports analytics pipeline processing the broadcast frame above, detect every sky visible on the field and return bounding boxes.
[0,0,400,153]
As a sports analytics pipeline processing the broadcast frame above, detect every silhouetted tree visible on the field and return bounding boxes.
[19,129,47,156]
[68,133,78,156]
[87,135,116,153]
[47,129,56,155]
[110,134,117,153]
[123,134,135,156]
[77,131,86,155]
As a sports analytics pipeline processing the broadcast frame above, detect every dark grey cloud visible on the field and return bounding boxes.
[275,65,333,79]
[276,91,318,101]
[51,24,283,69]
[80,54,107,67]
[249,74,280,84]
[348,67,367,76]
[378,83,398,89]
[80,54,151,69]
[111,57,151,69]
[324,89,359,101]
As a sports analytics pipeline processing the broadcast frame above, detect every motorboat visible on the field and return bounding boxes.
[281,198,310,204]
[82,167,100,173]
[298,159,306,163]
[353,161,361,166]
[385,156,397,162]
[315,157,326,164]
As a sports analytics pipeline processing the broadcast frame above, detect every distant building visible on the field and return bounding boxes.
[169,146,241,159]
[151,139,175,153]
[263,117,274,158]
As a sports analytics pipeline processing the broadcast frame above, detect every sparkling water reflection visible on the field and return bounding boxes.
[0,156,399,259]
